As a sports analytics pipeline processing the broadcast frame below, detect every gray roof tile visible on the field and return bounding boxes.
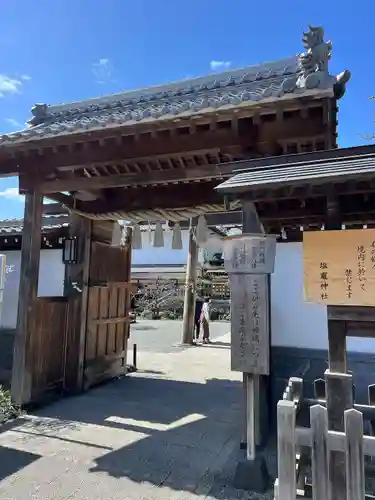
[0,214,69,235]
[0,56,335,146]
[216,154,375,194]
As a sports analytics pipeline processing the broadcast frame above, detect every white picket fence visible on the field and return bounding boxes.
[274,400,375,500]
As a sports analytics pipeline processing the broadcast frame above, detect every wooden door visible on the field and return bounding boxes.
[83,237,132,390]
[84,284,130,389]
[31,297,68,402]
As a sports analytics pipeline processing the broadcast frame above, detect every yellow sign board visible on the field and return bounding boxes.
[303,229,375,306]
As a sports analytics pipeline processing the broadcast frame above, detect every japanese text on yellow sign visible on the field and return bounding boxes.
[303,229,375,306]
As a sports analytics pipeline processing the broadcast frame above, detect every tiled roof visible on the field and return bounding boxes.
[215,152,375,194]
[0,214,69,235]
[0,26,349,147]
[0,58,336,147]
[0,57,301,145]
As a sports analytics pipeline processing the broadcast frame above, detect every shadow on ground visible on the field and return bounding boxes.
[29,375,251,497]
[0,418,41,480]
[198,341,231,350]
[0,444,41,481]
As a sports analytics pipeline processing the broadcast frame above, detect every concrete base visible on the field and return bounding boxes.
[233,455,270,493]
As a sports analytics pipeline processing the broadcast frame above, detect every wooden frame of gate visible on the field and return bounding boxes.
[11,205,134,406]
[0,25,349,406]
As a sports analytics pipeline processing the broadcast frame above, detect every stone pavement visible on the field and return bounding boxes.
[0,322,273,499]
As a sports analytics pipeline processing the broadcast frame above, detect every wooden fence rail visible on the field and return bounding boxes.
[274,400,375,500]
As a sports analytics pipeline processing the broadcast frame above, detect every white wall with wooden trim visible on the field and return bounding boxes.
[131,228,219,266]
[0,249,65,329]
[2,242,375,354]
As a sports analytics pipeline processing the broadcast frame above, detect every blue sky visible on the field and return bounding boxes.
[0,0,374,219]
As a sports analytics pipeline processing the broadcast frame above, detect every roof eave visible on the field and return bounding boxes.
[0,87,335,148]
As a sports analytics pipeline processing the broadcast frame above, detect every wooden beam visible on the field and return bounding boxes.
[42,203,69,215]
[42,192,75,207]
[67,180,224,214]
[228,179,375,202]
[33,162,238,194]
[5,129,246,176]
[11,190,43,406]
[63,215,92,393]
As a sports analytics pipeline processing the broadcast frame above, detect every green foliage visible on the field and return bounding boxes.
[0,386,22,422]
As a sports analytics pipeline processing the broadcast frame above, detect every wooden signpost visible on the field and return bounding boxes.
[230,274,269,374]
[224,227,276,491]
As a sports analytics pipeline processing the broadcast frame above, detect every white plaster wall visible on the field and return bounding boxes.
[271,242,375,353]
[0,249,65,329]
[131,230,221,266]
[132,230,190,266]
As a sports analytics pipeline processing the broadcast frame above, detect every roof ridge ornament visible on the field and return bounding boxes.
[30,103,49,126]
[281,25,350,94]
[297,25,332,89]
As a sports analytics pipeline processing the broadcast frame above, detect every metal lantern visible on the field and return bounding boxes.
[62,236,78,264]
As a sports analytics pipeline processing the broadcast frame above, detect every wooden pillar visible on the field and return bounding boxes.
[63,214,92,393]
[181,223,198,345]
[11,190,43,406]
[123,225,133,375]
[324,193,351,498]
[241,200,270,451]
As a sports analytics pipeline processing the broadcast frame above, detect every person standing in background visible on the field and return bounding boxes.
[200,297,211,344]
[194,296,203,341]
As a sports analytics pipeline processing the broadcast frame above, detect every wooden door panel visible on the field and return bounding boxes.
[84,284,130,389]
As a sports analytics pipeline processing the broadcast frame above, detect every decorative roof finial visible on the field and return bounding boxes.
[281,25,350,96]
[297,25,332,89]
[29,103,49,126]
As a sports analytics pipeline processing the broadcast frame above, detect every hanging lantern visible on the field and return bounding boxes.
[132,223,142,249]
[171,222,183,250]
[195,215,208,245]
[153,221,164,247]
[62,237,78,264]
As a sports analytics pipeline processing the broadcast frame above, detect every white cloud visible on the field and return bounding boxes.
[98,58,109,66]
[209,60,232,71]
[0,75,22,97]
[92,58,115,84]
[0,187,24,201]
[21,75,31,81]
[4,118,22,129]
[0,187,55,204]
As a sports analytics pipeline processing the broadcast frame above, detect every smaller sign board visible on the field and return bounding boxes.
[230,273,269,375]
[223,234,277,275]
[303,229,375,306]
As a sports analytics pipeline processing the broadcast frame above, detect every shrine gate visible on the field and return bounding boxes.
[0,25,350,407]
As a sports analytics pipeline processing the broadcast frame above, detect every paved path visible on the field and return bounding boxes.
[0,322,271,499]
[129,319,231,353]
